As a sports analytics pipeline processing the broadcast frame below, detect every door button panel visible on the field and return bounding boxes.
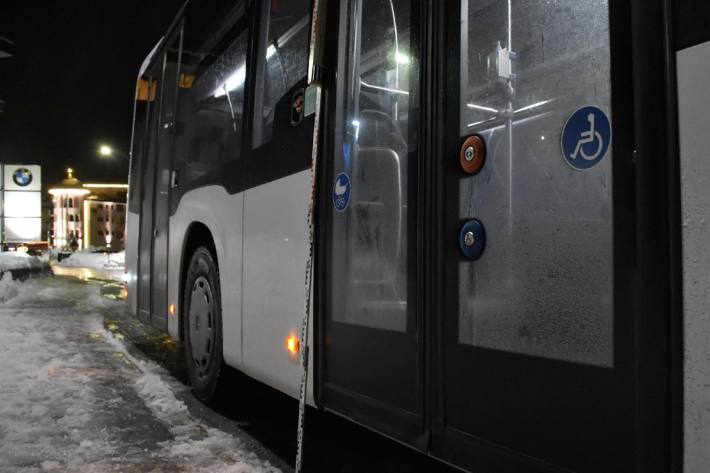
[460,134,486,174]
[459,219,486,260]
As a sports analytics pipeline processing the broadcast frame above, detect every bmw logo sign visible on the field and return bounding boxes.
[13,168,33,187]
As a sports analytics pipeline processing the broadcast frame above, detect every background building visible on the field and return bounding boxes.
[0,164,43,249]
[48,169,127,251]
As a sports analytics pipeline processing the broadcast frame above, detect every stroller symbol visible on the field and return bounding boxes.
[332,173,351,212]
[561,106,611,170]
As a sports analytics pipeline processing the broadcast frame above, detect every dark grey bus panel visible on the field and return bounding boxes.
[136,62,160,326]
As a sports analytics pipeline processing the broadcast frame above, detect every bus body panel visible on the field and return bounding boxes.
[677,39,710,473]
[168,182,316,406]
[168,185,244,366]
[242,170,313,402]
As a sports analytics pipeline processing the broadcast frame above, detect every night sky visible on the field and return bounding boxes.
[0,1,184,187]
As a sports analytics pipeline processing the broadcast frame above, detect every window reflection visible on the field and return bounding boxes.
[330,0,417,333]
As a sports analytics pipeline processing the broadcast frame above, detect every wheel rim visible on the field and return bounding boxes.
[188,275,214,378]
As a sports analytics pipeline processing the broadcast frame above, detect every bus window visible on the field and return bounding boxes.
[459,0,613,367]
[330,0,418,333]
[129,95,149,214]
[173,26,249,187]
[252,0,311,149]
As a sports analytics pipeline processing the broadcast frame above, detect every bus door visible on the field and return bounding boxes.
[431,2,637,472]
[320,0,423,446]
[137,31,181,330]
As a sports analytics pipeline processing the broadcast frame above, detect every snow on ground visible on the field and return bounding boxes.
[0,252,47,272]
[58,250,125,270]
[0,274,280,473]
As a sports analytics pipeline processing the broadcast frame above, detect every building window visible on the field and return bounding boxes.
[97,217,103,222]
[68,198,73,207]
[91,208,97,214]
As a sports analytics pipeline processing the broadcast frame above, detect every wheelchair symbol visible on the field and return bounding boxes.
[570,113,603,161]
[561,106,611,170]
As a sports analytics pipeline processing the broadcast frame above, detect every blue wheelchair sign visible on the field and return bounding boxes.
[333,173,351,212]
[561,106,611,170]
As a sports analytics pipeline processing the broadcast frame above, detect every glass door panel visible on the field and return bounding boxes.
[321,0,422,444]
[434,2,635,472]
[458,0,614,366]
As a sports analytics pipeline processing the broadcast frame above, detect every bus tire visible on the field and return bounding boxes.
[183,246,224,403]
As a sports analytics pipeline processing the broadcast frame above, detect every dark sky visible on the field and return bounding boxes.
[0,1,184,187]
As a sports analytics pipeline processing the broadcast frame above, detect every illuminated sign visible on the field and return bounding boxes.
[1,164,42,243]
[12,167,33,187]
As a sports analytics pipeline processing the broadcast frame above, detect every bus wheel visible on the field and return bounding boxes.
[183,246,224,403]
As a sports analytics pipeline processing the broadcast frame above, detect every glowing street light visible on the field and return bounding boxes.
[99,145,113,157]
[97,144,128,161]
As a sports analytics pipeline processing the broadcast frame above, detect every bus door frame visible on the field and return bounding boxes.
[423,1,680,472]
[136,24,183,331]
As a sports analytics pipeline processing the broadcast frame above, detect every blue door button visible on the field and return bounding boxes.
[459,219,486,260]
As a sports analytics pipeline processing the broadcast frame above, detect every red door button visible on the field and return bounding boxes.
[460,134,486,174]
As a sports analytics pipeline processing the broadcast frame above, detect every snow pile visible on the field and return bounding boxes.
[0,276,281,473]
[0,251,46,272]
[58,250,125,270]
[0,272,20,302]
[99,324,281,473]
[0,277,119,471]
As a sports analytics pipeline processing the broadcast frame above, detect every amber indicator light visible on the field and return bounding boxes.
[286,336,300,354]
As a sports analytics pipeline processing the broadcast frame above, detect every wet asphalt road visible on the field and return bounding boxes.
[96,278,460,473]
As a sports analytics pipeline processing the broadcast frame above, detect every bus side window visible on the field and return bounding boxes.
[252,0,311,149]
[129,84,151,214]
[173,20,250,188]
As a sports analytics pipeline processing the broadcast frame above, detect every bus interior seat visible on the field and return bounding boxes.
[351,109,407,304]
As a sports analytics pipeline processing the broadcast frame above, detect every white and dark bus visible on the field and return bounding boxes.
[126,1,710,472]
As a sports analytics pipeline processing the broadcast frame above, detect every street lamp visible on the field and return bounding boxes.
[97,144,128,161]
[99,145,113,157]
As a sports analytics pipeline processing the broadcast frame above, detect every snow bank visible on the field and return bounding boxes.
[58,250,125,270]
[99,324,281,473]
[0,252,46,272]
[0,277,119,472]
[0,275,281,473]
[0,272,20,302]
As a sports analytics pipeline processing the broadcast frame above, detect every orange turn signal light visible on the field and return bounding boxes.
[169,304,177,316]
[286,336,300,354]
